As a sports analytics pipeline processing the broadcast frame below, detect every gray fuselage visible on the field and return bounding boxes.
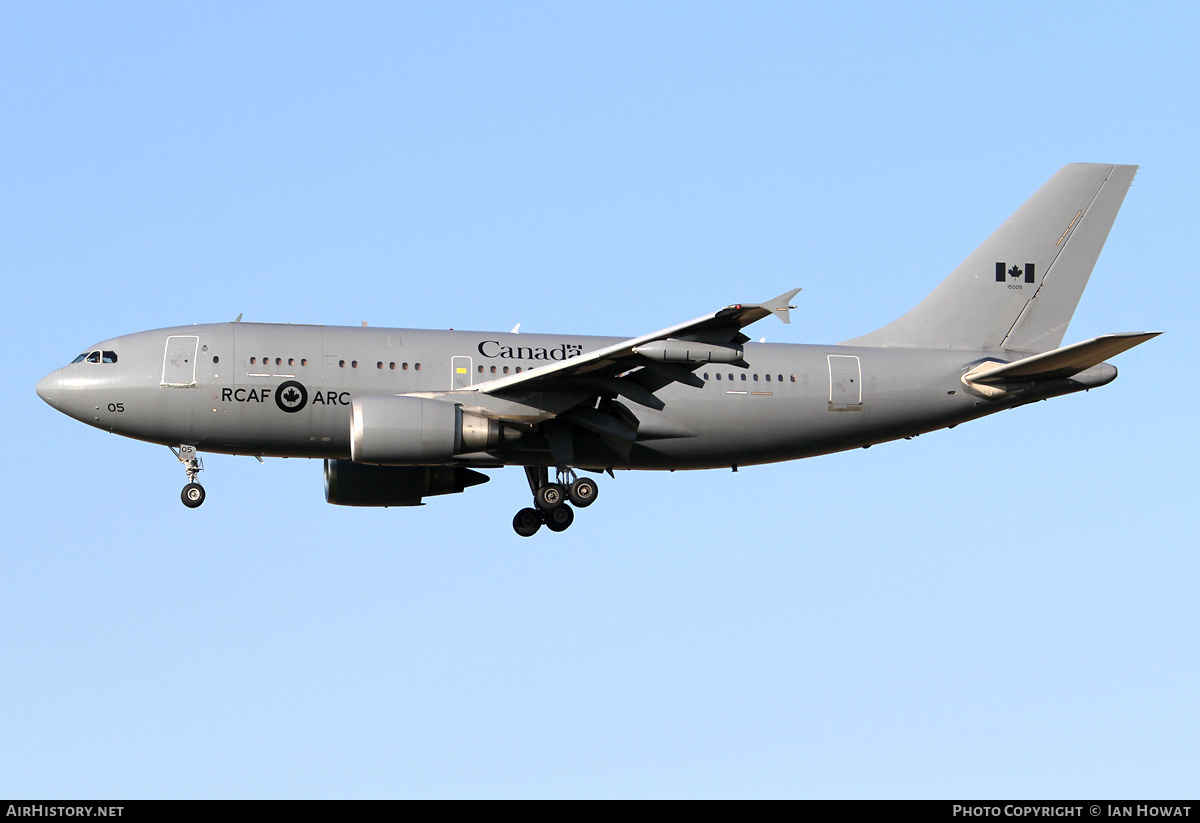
[36,322,1114,471]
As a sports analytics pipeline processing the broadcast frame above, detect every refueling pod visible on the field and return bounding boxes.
[632,338,743,363]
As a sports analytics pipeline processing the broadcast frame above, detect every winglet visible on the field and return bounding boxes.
[758,288,801,324]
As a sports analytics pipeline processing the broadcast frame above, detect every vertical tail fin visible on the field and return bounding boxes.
[844,163,1137,352]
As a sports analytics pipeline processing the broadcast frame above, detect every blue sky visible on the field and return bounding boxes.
[2,1,1196,798]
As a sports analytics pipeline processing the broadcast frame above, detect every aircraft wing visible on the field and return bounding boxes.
[476,289,801,407]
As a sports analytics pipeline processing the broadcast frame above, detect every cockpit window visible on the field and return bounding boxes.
[71,350,117,364]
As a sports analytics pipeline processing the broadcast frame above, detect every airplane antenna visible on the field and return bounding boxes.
[233,313,243,323]
[511,323,521,334]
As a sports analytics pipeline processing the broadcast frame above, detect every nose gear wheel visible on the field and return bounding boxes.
[181,483,205,508]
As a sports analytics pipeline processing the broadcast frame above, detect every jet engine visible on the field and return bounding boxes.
[350,395,516,464]
[324,460,489,507]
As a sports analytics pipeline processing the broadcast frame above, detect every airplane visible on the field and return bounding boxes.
[36,163,1159,536]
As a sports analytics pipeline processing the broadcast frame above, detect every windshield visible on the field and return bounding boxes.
[70,350,117,364]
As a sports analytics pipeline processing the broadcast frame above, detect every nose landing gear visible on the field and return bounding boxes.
[513,466,601,536]
[171,445,206,508]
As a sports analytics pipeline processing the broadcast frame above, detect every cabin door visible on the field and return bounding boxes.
[161,335,199,388]
[827,354,862,411]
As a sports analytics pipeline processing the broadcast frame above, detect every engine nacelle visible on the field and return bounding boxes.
[350,395,509,464]
[324,460,489,507]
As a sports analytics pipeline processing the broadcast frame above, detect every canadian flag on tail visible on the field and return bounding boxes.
[996,262,1035,283]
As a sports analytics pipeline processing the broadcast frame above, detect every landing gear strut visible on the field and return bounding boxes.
[512,466,601,536]
[171,445,205,508]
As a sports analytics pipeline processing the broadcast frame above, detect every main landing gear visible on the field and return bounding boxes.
[171,445,206,508]
[513,466,599,537]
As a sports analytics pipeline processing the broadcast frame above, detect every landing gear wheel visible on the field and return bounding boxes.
[545,504,574,532]
[568,477,598,508]
[513,507,542,537]
[535,483,567,512]
[181,483,206,508]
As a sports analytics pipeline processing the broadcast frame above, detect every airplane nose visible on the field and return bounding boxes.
[36,369,63,406]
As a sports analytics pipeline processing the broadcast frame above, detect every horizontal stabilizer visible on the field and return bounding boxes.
[964,332,1160,384]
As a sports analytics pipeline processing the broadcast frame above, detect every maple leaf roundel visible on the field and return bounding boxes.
[274,380,308,413]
